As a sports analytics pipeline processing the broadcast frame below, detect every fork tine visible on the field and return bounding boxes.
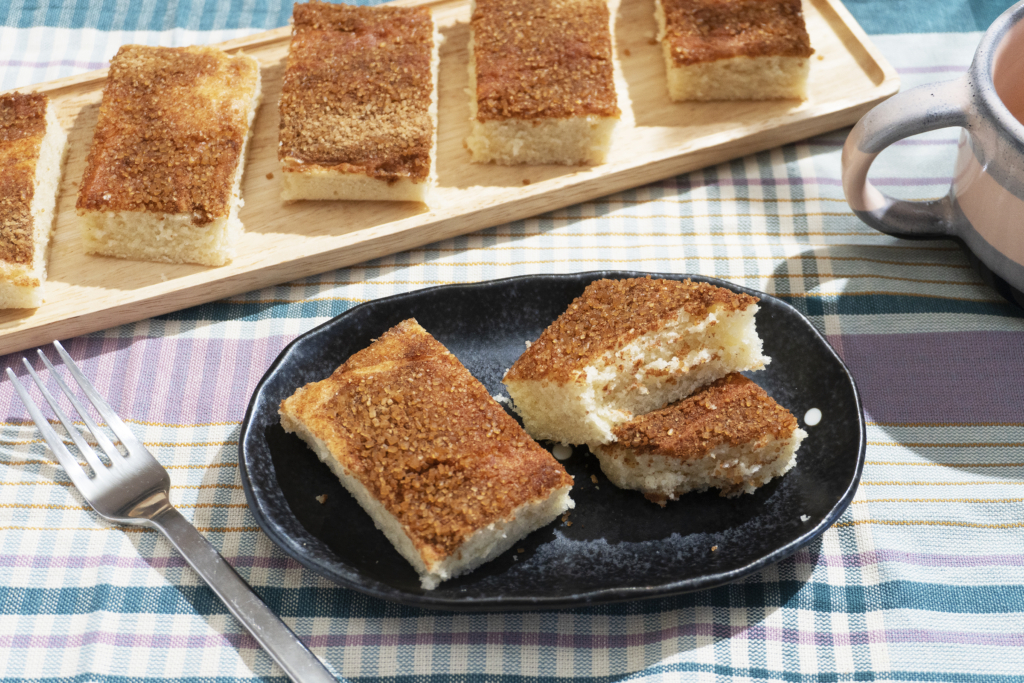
[6,368,95,493]
[35,350,125,468]
[21,358,111,475]
[50,341,145,456]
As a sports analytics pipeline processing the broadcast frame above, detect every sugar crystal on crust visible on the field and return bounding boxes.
[279,1,434,183]
[76,45,260,226]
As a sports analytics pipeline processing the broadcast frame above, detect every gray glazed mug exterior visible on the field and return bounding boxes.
[842,1,1024,302]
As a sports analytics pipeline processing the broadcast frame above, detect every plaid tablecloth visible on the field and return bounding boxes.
[2,0,1023,681]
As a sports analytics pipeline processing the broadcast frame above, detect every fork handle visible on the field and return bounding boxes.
[149,507,337,683]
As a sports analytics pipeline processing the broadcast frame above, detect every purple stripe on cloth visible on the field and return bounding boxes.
[4,627,1019,651]
[3,548,1022,573]
[302,627,1024,649]
[0,335,294,425]
[898,66,968,74]
[0,59,107,69]
[667,177,952,189]
[828,332,1024,424]
[805,549,1024,569]
[812,139,958,148]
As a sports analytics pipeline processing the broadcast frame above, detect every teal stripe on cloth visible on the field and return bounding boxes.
[842,0,1013,34]
[3,577,1023,617]
[0,0,1015,33]
[146,290,1021,325]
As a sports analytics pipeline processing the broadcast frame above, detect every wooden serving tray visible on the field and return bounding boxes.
[4,0,897,355]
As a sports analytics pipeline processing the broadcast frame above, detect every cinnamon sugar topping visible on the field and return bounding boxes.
[76,45,259,225]
[283,319,573,562]
[505,277,758,383]
[278,2,434,183]
[472,0,620,121]
[0,93,47,265]
[612,373,798,460]
[661,0,813,66]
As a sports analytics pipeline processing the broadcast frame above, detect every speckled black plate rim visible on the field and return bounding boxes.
[238,271,867,611]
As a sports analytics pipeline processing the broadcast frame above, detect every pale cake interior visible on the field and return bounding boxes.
[0,100,67,309]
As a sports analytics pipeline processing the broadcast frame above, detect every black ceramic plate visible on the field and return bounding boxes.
[239,271,866,610]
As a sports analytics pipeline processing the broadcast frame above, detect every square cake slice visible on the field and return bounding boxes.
[656,0,814,101]
[592,373,806,503]
[77,45,261,266]
[278,2,439,202]
[503,277,769,446]
[279,318,575,590]
[466,0,620,165]
[0,92,68,308]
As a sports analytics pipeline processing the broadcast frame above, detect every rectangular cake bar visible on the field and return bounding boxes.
[656,0,814,101]
[280,318,574,590]
[0,92,67,308]
[278,1,439,202]
[466,0,620,165]
[76,45,261,267]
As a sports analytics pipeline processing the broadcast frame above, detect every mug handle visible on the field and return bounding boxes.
[841,78,971,239]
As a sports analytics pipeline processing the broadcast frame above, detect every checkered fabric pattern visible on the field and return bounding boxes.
[2,1,1024,681]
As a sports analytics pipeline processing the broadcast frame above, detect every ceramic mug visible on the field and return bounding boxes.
[842,1,1024,305]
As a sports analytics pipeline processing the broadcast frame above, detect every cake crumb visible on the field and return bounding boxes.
[551,444,573,461]
[517,547,525,553]
[316,494,328,504]
[590,474,599,484]
[711,545,718,552]
[800,514,810,522]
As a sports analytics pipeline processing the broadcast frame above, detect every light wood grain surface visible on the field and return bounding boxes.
[3,0,897,356]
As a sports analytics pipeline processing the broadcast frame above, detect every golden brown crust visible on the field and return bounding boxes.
[280,319,573,565]
[279,2,434,183]
[0,92,47,265]
[504,277,758,383]
[472,0,620,122]
[661,0,813,67]
[611,373,798,460]
[76,45,259,225]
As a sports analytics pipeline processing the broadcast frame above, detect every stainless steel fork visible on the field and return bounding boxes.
[7,341,337,683]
